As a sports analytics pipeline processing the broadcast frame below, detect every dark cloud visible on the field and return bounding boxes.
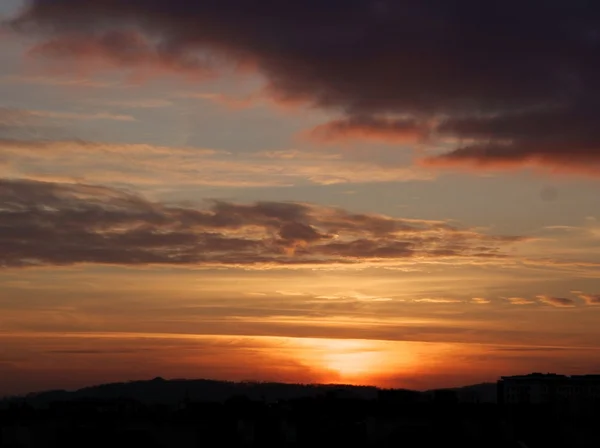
[0,178,521,268]
[9,0,600,172]
[422,103,600,172]
[536,295,576,308]
[26,30,214,77]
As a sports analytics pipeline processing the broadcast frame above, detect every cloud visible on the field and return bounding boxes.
[575,293,600,306]
[492,346,571,353]
[81,98,173,109]
[306,116,428,145]
[419,104,600,175]
[0,178,524,269]
[0,74,118,88]
[25,30,216,81]
[180,92,293,111]
[0,138,432,187]
[536,295,576,308]
[523,258,600,271]
[0,107,134,124]
[0,108,66,141]
[11,0,600,173]
[412,298,463,304]
[506,297,535,306]
[182,92,256,109]
[471,298,491,304]
[313,292,393,302]
[29,109,135,122]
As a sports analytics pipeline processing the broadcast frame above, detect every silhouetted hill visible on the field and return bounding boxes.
[1,378,502,410]
[417,382,498,404]
[4,378,385,408]
[451,382,498,403]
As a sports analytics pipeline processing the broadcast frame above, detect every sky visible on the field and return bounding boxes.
[1,0,600,395]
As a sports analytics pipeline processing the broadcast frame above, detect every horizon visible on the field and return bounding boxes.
[2,354,592,397]
[3,374,496,399]
[2,0,600,396]
[8,370,593,398]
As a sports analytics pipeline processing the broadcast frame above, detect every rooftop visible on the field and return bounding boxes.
[500,373,600,381]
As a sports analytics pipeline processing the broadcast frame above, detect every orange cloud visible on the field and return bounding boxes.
[506,297,535,305]
[536,295,576,308]
[0,138,433,187]
[182,89,308,113]
[183,92,256,110]
[419,152,600,178]
[305,116,428,145]
[0,75,117,88]
[575,293,600,306]
[412,298,463,304]
[0,106,134,124]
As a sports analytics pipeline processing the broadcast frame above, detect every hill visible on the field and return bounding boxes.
[1,378,500,408]
[4,378,381,407]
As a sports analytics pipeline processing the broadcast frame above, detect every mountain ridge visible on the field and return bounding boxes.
[2,378,498,406]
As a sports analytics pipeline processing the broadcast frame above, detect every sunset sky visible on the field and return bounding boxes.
[1,0,600,396]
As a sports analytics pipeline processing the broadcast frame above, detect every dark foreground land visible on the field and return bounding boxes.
[1,379,598,447]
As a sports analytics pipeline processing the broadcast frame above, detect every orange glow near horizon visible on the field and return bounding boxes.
[291,338,418,385]
[6,330,591,393]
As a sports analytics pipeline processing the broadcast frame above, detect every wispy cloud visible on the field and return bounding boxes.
[314,292,393,302]
[27,109,135,122]
[180,92,258,110]
[412,298,463,304]
[506,297,536,305]
[80,98,173,109]
[0,75,118,88]
[0,107,134,123]
[0,138,432,187]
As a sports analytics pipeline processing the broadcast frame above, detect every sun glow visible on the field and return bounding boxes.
[325,351,383,377]
[293,338,419,384]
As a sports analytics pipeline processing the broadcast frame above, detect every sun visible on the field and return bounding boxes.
[294,338,405,384]
[324,350,384,379]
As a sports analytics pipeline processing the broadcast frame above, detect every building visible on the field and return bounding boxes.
[498,373,600,406]
[498,373,566,404]
[562,374,600,401]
